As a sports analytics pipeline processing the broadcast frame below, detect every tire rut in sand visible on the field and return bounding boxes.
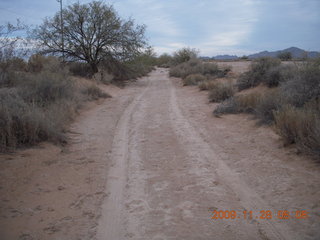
[167,71,296,240]
[96,76,151,240]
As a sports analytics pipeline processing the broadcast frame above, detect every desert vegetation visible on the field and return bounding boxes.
[0,1,157,152]
[212,57,320,158]
[0,54,112,152]
[169,48,231,87]
[170,54,320,158]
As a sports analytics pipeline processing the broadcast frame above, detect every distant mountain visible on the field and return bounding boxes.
[213,55,238,60]
[248,47,320,59]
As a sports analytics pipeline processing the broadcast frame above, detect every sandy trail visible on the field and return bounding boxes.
[96,68,320,239]
[1,67,319,240]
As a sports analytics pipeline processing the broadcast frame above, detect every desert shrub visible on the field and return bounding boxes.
[237,57,281,90]
[202,63,220,75]
[274,105,300,145]
[93,70,114,84]
[280,61,320,107]
[255,90,283,124]
[183,74,206,86]
[0,57,27,86]
[0,89,66,151]
[277,52,292,61]
[1,57,27,71]
[198,80,217,91]
[169,59,228,81]
[213,93,260,116]
[169,58,203,78]
[28,55,64,73]
[213,97,238,116]
[171,48,198,66]
[274,101,320,157]
[69,62,94,78]
[208,82,235,102]
[263,65,295,87]
[214,90,282,123]
[157,53,173,68]
[81,85,111,100]
[18,71,75,106]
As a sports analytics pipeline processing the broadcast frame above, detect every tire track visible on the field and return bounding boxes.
[167,71,296,240]
[96,76,152,240]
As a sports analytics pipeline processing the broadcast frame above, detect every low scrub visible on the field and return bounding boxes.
[69,62,94,78]
[198,80,217,91]
[274,102,320,157]
[0,55,111,152]
[81,84,111,100]
[215,58,320,157]
[0,89,67,151]
[18,71,75,106]
[280,61,320,107]
[213,90,282,123]
[183,74,206,86]
[213,93,260,116]
[169,58,203,78]
[255,90,283,124]
[237,57,281,90]
[208,82,235,103]
[171,47,198,66]
[169,59,229,80]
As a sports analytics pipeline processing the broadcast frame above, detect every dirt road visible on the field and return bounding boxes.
[1,68,319,240]
[96,68,320,240]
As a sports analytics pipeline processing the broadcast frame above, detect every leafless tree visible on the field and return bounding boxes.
[34,1,147,73]
[0,20,27,61]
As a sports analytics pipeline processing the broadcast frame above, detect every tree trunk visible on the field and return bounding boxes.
[90,62,99,74]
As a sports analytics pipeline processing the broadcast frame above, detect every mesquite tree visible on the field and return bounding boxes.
[34,1,147,73]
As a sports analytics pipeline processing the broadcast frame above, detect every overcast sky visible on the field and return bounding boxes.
[0,0,319,56]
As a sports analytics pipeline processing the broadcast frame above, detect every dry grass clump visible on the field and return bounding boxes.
[81,84,111,100]
[198,80,217,91]
[274,101,320,157]
[213,93,260,116]
[208,82,235,103]
[0,89,67,151]
[183,74,206,86]
[0,55,111,152]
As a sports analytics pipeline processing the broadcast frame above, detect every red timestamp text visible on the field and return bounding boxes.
[211,210,309,220]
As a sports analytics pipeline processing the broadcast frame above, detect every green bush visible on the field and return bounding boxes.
[157,53,173,68]
[171,48,198,66]
[208,82,235,102]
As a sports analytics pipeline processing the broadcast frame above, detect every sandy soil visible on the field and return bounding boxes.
[1,66,319,240]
